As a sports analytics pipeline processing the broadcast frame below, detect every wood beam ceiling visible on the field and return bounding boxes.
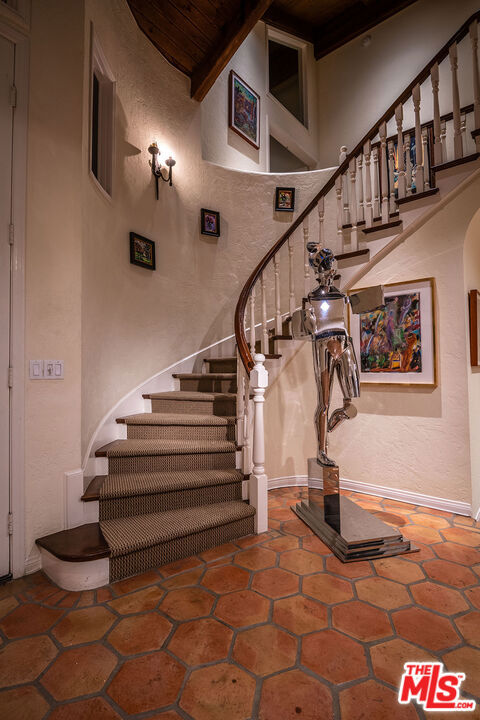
[261,6,315,44]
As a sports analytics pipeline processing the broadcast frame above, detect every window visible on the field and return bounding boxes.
[268,38,305,125]
[90,29,115,196]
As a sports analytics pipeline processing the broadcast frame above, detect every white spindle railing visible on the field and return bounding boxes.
[405,131,413,194]
[249,354,268,533]
[412,83,425,193]
[304,217,310,296]
[249,286,256,353]
[431,63,443,166]
[372,145,380,217]
[449,42,463,160]
[395,104,406,198]
[349,157,358,249]
[357,154,364,224]
[273,254,281,335]
[335,175,344,248]
[363,140,373,227]
[388,139,396,213]
[288,236,295,315]
[471,20,480,150]
[379,122,389,222]
[260,271,268,354]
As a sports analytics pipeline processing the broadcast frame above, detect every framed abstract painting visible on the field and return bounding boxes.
[275,187,295,212]
[349,278,436,387]
[229,70,260,149]
[201,208,220,237]
[129,232,156,270]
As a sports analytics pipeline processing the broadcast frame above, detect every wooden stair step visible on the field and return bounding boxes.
[362,220,402,235]
[82,475,106,502]
[36,523,110,561]
[143,391,236,401]
[396,187,439,205]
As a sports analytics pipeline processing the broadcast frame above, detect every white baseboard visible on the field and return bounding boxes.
[474,505,480,523]
[268,474,472,517]
[24,552,42,575]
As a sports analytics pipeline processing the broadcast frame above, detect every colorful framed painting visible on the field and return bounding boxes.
[275,187,295,212]
[349,278,436,387]
[469,289,480,366]
[129,232,156,270]
[229,70,260,149]
[201,209,220,237]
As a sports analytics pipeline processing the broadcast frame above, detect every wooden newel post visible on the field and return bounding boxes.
[250,353,269,533]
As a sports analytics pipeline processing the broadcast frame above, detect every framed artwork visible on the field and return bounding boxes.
[275,187,295,212]
[229,70,260,149]
[469,289,480,366]
[349,278,436,387]
[201,208,220,237]
[129,232,155,270]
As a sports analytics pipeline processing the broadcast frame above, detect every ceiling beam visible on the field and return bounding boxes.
[314,0,418,60]
[261,6,315,44]
[191,0,275,102]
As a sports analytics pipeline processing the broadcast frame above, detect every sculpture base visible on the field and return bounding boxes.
[292,459,417,562]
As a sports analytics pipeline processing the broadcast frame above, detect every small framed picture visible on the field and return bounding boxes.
[275,187,295,212]
[201,208,220,237]
[130,232,155,270]
[229,70,260,149]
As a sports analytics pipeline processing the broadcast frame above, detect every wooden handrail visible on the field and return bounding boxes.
[235,9,480,373]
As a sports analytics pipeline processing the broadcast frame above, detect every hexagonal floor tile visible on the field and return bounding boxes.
[373,557,425,584]
[159,586,214,620]
[355,577,410,610]
[402,525,443,545]
[392,607,460,651]
[201,565,250,594]
[159,556,203,577]
[251,568,299,598]
[340,679,418,720]
[259,669,333,720]
[52,606,115,646]
[214,589,270,627]
[48,697,121,719]
[162,567,203,590]
[424,559,476,588]
[325,556,372,578]
[273,594,327,634]
[412,513,451,529]
[466,587,480,609]
[0,603,63,638]
[111,570,160,595]
[108,585,164,614]
[108,612,172,654]
[0,596,18,619]
[332,601,392,641]
[434,542,480,566]
[264,535,299,552]
[301,535,331,554]
[168,617,233,664]
[233,624,297,676]
[455,612,480,647]
[234,546,276,570]
[301,629,368,684]
[303,573,353,604]
[443,646,480,698]
[282,517,314,537]
[41,645,117,701]
[279,548,325,575]
[0,685,50,720]
[441,527,480,547]
[0,636,57,686]
[410,581,468,615]
[180,663,255,720]
[199,542,238,562]
[107,652,184,714]
[371,638,435,687]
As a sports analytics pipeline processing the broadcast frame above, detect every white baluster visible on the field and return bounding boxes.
[379,122,389,223]
[250,354,268,533]
[404,132,412,195]
[349,157,358,249]
[449,42,463,160]
[357,154,364,224]
[304,216,310,295]
[422,128,430,189]
[288,236,295,315]
[412,83,424,193]
[260,271,268,355]
[461,110,468,150]
[471,20,480,151]
[372,145,380,218]
[335,175,345,252]
[340,146,349,226]
[317,197,324,248]
[249,285,256,354]
[388,140,396,213]
[395,104,406,199]
[243,372,251,476]
[363,140,373,227]
[273,254,281,335]
[236,351,245,447]
[440,119,447,163]
[431,62,443,166]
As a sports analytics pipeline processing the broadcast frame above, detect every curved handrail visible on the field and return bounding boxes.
[235,9,480,373]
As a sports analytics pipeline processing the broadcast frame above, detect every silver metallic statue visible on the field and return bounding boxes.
[292,244,384,469]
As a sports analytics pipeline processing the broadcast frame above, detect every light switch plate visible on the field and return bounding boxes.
[45,360,64,379]
[29,360,43,379]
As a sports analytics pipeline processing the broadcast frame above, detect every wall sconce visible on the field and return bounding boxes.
[148,142,176,199]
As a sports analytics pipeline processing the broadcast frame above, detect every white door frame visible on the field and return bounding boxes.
[0,19,28,579]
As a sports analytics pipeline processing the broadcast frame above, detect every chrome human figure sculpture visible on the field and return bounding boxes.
[292,244,384,469]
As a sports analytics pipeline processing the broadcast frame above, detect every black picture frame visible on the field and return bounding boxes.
[275,187,295,212]
[201,208,220,237]
[129,232,156,270]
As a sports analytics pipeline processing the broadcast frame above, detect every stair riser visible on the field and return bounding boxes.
[127,424,235,441]
[151,398,236,416]
[206,360,237,373]
[108,451,236,474]
[178,378,237,393]
[100,482,242,520]
[109,514,255,582]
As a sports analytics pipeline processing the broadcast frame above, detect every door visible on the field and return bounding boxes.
[0,34,14,579]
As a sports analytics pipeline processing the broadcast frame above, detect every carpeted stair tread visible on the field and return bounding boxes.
[100,469,244,499]
[117,413,236,426]
[101,501,255,557]
[172,373,236,380]
[96,439,236,458]
[143,391,236,401]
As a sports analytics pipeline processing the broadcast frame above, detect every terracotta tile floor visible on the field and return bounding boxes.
[1,487,480,719]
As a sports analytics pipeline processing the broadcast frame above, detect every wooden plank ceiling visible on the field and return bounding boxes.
[126,0,417,102]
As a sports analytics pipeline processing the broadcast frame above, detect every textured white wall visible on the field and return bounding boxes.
[265,176,480,504]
